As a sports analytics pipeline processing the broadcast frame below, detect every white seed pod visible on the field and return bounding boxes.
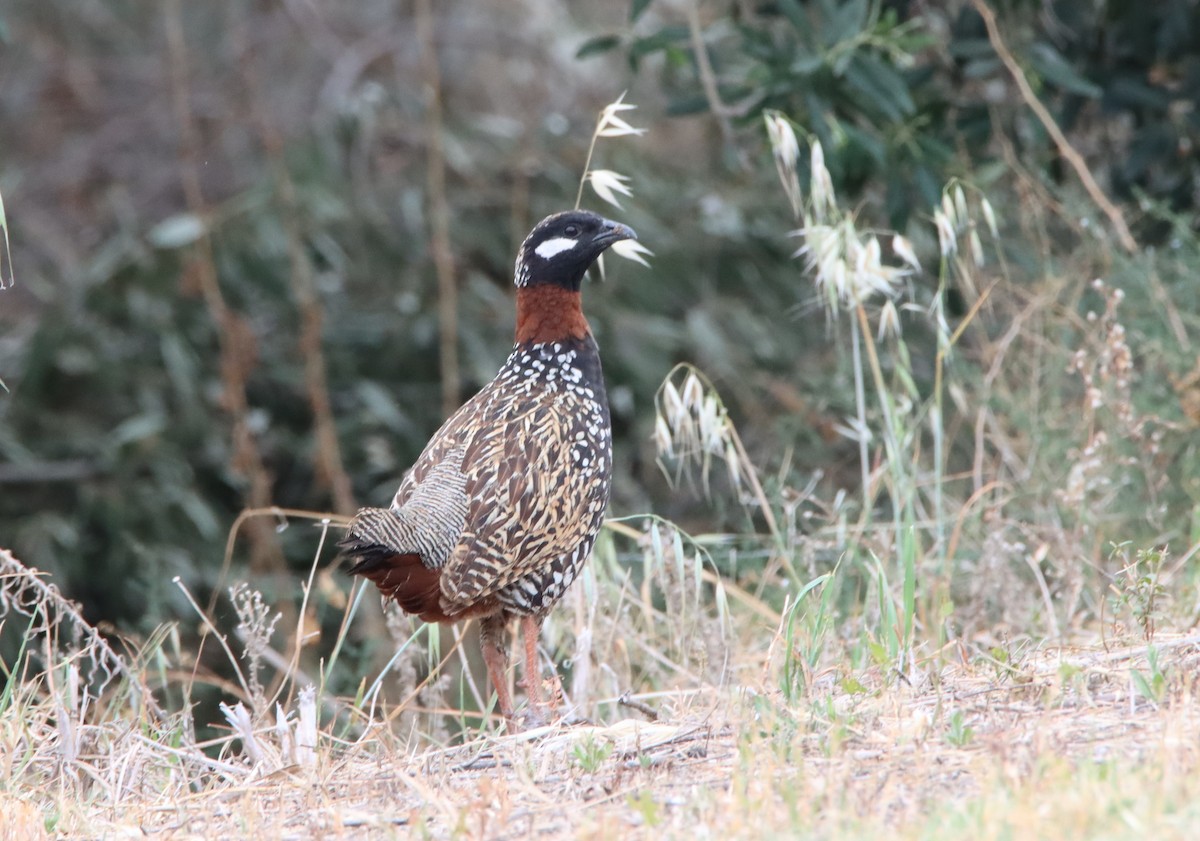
[587,169,634,208]
[662,379,684,430]
[654,414,674,459]
[682,372,705,412]
[969,229,985,267]
[980,196,999,239]
[892,234,921,272]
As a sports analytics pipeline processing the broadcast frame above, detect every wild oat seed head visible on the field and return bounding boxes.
[682,372,705,411]
[940,193,958,229]
[877,299,901,340]
[798,220,906,311]
[934,209,957,257]
[596,94,646,138]
[980,196,999,238]
[969,228,985,267]
[764,111,802,216]
[953,185,969,226]
[892,234,921,272]
[654,414,674,459]
[764,111,800,166]
[610,238,654,266]
[587,169,634,208]
[654,366,748,492]
[810,141,836,218]
[663,378,684,421]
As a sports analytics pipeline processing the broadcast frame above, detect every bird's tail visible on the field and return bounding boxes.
[339,506,408,575]
[340,506,449,621]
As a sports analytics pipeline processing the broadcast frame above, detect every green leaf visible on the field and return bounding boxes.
[576,34,621,60]
[840,675,869,694]
[624,25,691,70]
[776,0,811,38]
[1109,77,1172,110]
[842,55,913,123]
[177,490,220,538]
[665,93,710,116]
[824,0,870,48]
[629,25,689,61]
[108,413,167,450]
[630,0,652,22]
[948,37,994,61]
[160,334,200,406]
[866,639,889,665]
[790,52,824,76]
[1029,43,1102,98]
[1131,669,1156,702]
[793,572,831,603]
[357,380,410,433]
[842,123,885,166]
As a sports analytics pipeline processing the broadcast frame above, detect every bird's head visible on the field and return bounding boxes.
[514,210,637,291]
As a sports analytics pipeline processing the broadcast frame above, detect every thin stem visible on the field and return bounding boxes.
[686,0,738,151]
[729,427,781,544]
[971,0,1135,252]
[932,278,946,577]
[856,301,900,480]
[575,126,601,209]
[850,310,871,507]
[415,0,460,416]
[234,15,357,519]
[165,0,284,581]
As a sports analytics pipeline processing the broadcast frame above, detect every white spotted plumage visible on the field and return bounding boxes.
[341,208,636,726]
[348,335,611,616]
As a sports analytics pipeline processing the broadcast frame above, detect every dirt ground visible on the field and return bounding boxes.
[12,632,1194,840]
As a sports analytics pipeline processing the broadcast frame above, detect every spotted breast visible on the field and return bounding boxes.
[340,210,636,728]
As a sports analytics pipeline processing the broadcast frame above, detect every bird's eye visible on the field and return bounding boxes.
[564,225,580,237]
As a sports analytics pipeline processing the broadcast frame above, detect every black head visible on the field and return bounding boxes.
[514,210,637,291]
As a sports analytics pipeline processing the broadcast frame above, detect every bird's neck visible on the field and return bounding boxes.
[514,285,591,346]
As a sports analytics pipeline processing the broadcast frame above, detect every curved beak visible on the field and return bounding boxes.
[594,218,637,247]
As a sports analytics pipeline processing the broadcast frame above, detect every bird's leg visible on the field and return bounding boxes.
[520,615,548,726]
[478,614,515,724]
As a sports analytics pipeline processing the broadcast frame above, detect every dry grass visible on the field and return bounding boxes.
[6,633,1199,839]
[4,537,1199,841]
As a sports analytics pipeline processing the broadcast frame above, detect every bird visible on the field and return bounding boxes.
[340,209,637,728]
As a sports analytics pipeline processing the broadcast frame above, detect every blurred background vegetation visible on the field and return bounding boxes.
[1,0,1199,727]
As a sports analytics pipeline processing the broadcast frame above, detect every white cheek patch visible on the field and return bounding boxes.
[534,236,580,259]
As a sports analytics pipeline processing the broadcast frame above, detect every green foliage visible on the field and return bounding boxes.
[779,572,835,702]
[1108,543,1169,641]
[611,0,949,227]
[627,789,661,827]
[571,733,614,772]
[1040,1,1200,221]
[944,709,974,747]
[593,0,1200,234]
[1131,645,1167,704]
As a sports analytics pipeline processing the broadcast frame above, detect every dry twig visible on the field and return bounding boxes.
[971,0,1137,253]
[414,0,461,416]
[163,0,284,576]
[234,15,357,519]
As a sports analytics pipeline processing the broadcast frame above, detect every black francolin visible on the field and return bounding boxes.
[341,210,636,727]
